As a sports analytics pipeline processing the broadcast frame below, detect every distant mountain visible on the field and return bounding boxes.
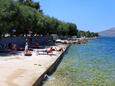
[99,27,115,37]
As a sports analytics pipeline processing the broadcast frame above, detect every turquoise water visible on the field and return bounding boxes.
[44,37,115,86]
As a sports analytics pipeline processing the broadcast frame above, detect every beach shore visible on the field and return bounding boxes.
[0,44,68,86]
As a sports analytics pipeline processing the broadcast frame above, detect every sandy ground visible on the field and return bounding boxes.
[0,44,67,86]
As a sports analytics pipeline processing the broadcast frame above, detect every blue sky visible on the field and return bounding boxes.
[33,0,115,32]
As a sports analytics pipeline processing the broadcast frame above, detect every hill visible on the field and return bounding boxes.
[99,27,115,37]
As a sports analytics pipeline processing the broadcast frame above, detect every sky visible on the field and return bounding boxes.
[33,0,115,32]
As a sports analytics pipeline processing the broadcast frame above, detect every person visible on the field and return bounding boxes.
[24,42,32,56]
[46,47,54,54]
[12,44,17,51]
[16,47,24,51]
[37,47,58,55]
[24,42,28,53]
[51,47,63,52]
[8,43,17,54]
[57,48,63,52]
[8,43,13,50]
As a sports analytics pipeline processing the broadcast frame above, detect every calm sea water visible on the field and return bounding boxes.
[44,37,115,86]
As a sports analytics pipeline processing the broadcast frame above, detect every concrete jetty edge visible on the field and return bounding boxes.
[33,44,71,86]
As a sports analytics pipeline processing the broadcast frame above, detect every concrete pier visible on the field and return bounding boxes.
[0,44,69,86]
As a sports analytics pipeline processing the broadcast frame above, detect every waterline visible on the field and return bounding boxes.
[44,37,115,86]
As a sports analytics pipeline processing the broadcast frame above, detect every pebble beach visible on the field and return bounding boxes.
[0,44,68,86]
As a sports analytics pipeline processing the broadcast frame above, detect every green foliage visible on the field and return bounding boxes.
[0,0,98,38]
[0,0,16,36]
[78,30,99,38]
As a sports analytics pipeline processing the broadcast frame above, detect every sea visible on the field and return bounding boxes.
[43,37,115,86]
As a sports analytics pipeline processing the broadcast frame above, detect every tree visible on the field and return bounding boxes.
[0,0,98,38]
[0,0,17,37]
[67,23,78,36]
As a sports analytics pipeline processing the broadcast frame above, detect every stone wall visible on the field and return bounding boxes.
[0,36,54,49]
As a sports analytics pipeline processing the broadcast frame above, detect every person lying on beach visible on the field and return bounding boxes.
[8,43,24,51]
[37,47,63,56]
[45,47,54,55]
[16,47,25,51]
[50,47,63,52]
[36,47,54,55]
[57,47,63,52]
